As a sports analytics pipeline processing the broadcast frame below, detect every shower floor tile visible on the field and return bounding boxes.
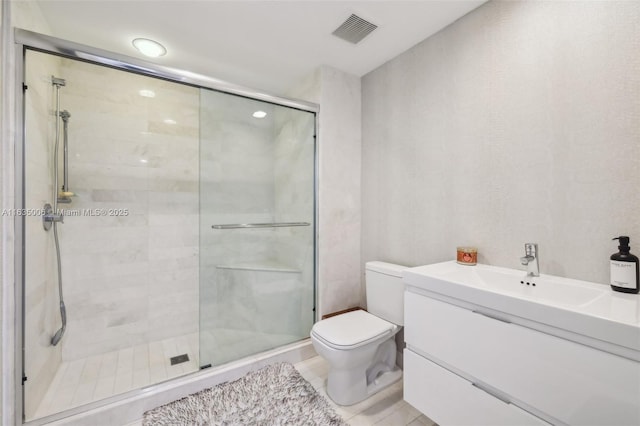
[31,332,199,421]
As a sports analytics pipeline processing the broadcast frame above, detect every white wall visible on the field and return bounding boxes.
[362,1,640,285]
[289,66,363,316]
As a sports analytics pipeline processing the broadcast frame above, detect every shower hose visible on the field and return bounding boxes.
[51,82,67,346]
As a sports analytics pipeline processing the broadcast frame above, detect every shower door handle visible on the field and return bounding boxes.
[211,222,310,229]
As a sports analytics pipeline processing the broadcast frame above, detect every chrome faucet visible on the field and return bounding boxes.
[520,243,539,277]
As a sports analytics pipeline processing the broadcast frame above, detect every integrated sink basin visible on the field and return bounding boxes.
[412,261,607,307]
[403,261,640,354]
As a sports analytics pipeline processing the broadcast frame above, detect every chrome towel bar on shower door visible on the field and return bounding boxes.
[211,222,311,230]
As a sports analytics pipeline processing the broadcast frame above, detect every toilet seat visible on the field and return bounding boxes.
[311,310,396,350]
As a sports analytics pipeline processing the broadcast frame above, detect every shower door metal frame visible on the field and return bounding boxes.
[12,28,319,425]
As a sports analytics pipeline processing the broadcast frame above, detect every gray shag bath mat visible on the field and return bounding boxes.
[143,362,347,425]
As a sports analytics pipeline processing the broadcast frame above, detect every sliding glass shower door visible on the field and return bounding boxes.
[199,90,316,367]
[20,37,317,422]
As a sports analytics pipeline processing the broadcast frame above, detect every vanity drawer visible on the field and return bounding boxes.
[405,292,640,426]
[404,349,548,426]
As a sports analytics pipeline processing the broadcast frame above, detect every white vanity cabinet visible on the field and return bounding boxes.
[403,273,640,426]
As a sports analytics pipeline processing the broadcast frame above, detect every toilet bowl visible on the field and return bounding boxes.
[311,261,406,406]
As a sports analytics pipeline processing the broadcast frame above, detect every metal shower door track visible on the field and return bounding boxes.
[14,28,319,114]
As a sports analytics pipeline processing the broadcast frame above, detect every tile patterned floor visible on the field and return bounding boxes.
[32,333,200,420]
[295,356,437,426]
[45,353,437,425]
[126,355,435,426]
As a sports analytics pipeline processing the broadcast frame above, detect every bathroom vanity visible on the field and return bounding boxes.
[403,261,640,425]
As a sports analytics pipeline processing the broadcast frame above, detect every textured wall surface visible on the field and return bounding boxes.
[319,68,363,314]
[362,0,640,285]
[290,66,363,316]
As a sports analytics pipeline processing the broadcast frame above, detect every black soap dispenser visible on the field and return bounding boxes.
[610,236,639,294]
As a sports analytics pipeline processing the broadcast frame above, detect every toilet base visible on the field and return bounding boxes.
[366,367,402,399]
[326,365,402,406]
[324,337,402,406]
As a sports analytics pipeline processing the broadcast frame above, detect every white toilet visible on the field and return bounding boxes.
[311,261,406,406]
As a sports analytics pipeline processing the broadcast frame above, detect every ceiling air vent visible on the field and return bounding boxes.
[332,14,378,44]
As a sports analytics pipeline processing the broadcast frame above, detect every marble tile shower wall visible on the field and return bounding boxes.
[199,91,316,354]
[273,108,315,335]
[24,52,317,387]
[199,91,277,338]
[24,50,64,420]
[46,57,200,361]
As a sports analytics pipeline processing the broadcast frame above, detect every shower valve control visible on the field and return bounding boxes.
[44,212,64,223]
[42,203,63,231]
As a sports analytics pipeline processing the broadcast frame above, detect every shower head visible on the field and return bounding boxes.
[51,301,66,346]
[51,327,65,346]
[60,110,71,121]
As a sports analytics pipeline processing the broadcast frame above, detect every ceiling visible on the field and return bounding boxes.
[35,1,486,96]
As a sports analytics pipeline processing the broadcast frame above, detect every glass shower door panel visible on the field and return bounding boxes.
[199,89,316,367]
[22,50,201,420]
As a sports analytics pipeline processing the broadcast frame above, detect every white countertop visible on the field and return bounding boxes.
[403,261,640,353]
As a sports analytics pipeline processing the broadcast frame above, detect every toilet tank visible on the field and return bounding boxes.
[365,261,407,326]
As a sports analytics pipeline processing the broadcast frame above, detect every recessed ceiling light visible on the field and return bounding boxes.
[139,89,156,98]
[163,118,177,125]
[140,158,148,164]
[132,38,167,58]
[252,111,267,119]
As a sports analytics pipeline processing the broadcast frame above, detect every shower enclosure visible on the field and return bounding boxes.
[17,32,316,422]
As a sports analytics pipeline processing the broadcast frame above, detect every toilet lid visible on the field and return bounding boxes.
[311,310,396,350]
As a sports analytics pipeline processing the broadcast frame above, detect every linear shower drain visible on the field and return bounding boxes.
[170,353,189,365]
